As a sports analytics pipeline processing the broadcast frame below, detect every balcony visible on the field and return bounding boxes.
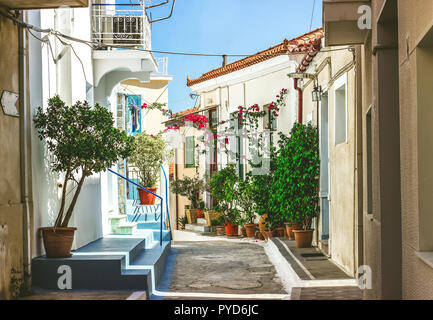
[91,3,151,50]
[323,0,371,46]
[0,0,88,9]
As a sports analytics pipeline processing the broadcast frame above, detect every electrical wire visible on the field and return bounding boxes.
[1,9,352,59]
[309,0,316,31]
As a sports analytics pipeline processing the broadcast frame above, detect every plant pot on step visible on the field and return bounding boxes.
[244,224,257,238]
[216,226,225,236]
[284,222,302,240]
[196,209,204,219]
[224,222,239,237]
[138,187,158,205]
[186,209,198,224]
[264,229,275,239]
[275,227,285,238]
[40,227,77,258]
[293,229,314,248]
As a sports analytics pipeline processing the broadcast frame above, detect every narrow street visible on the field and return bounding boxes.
[152,240,289,300]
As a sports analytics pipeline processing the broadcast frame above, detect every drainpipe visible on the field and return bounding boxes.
[19,11,32,286]
[294,78,303,124]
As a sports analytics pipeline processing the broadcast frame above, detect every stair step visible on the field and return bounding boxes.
[197,218,207,225]
[185,224,210,233]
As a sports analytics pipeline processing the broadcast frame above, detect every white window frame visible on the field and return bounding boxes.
[333,73,348,145]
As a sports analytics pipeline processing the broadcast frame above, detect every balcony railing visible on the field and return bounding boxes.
[153,57,168,76]
[91,3,151,50]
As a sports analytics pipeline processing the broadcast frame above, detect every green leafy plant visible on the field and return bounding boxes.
[270,123,320,230]
[236,175,256,225]
[130,132,171,187]
[170,169,204,209]
[178,216,189,229]
[211,215,226,227]
[210,165,241,225]
[34,95,135,228]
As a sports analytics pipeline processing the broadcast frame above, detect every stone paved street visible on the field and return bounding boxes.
[154,240,288,300]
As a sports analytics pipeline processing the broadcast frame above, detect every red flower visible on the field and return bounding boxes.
[225,138,229,144]
[141,103,147,109]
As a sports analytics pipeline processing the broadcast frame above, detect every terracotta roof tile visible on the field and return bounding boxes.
[171,106,200,118]
[187,28,324,87]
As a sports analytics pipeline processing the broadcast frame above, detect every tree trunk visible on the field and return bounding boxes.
[55,169,71,228]
[61,172,86,228]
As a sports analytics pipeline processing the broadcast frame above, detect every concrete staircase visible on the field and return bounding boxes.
[109,199,171,244]
[185,218,211,233]
[32,237,171,297]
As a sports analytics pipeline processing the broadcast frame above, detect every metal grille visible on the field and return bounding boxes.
[92,4,151,49]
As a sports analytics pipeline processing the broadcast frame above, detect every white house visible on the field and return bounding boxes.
[25,1,162,255]
[186,29,324,189]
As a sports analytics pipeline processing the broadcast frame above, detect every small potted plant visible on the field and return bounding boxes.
[211,216,226,236]
[210,165,240,237]
[170,168,204,224]
[237,175,257,238]
[34,96,134,258]
[130,132,171,205]
[178,216,189,230]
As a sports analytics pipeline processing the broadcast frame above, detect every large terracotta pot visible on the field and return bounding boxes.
[40,227,77,258]
[284,222,302,240]
[224,222,239,237]
[293,229,314,248]
[244,224,257,238]
[138,187,158,205]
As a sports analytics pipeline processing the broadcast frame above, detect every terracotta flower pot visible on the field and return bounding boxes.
[40,227,77,258]
[138,187,158,205]
[224,222,239,237]
[196,209,204,219]
[264,229,275,239]
[293,229,314,248]
[244,224,257,238]
[284,222,302,240]
[275,227,286,238]
[216,226,225,236]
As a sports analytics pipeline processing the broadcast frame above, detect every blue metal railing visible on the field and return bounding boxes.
[161,165,172,235]
[108,168,164,246]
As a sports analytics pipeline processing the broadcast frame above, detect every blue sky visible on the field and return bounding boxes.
[148,0,323,113]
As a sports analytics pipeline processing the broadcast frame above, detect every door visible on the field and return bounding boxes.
[319,92,330,244]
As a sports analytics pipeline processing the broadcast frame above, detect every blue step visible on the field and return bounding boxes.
[31,237,171,297]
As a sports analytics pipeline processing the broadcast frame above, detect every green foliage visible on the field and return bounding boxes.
[270,123,320,230]
[130,132,171,187]
[34,95,135,227]
[210,165,241,224]
[211,215,225,227]
[178,216,189,229]
[170,169,204,209]
[236,174,256,225]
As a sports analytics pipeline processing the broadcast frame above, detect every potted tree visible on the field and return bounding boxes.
[210,165,240,237]
[211,215,226,236]
[274,123,320,248]
[170,168,204,224]
[130,132,170,205]
[34,96,134,258]
[237,174,257,238]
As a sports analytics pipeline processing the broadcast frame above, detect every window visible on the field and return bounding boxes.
[334,76,347,145]
[229,112,244,179]
[185,136,195,168]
